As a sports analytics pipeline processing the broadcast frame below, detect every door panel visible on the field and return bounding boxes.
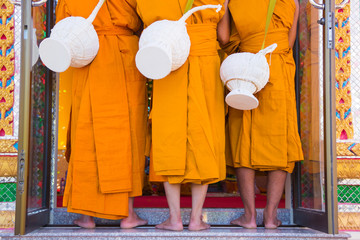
[294,0,338,234]
[15,0,54,235]
[297,0,325,212]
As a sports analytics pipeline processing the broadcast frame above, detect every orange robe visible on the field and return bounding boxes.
[223,0,303,173]
[137,0,226,184]
[58,0,147,219]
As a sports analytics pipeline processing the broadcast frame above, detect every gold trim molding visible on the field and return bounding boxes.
[337,158,360,179]
[337,142,360,156]
[339,212,360,230]
[0,210,15,228]
[0,155,17,177]
[0,139,17,153]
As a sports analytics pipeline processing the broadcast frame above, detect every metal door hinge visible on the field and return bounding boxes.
[327,12,335,49]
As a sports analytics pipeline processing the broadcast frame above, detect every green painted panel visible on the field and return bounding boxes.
[0,183,16,202]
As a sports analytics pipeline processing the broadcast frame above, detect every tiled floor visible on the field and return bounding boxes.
[0,227,351,240]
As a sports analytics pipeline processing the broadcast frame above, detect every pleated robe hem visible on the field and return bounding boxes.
[168,177,226,185]
[65,205,128,220]
[229,162,296,173]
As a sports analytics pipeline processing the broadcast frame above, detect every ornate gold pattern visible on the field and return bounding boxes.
[0,19,14,59]
[0,46,14,82]
[0,77,14,136]
[337,158,360,179]
[339,212,360,230]
[0,112,13,136]
[0,0,14,24]
[337,142,360,156]
[0,156,17,177]
[0,0,15,138]
[0,0,16,231]
[0,210,14,228]
[335,0,353,140]
[0,139,17,153]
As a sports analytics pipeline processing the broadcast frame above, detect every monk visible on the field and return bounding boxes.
[57,0,148,228]
[218,0,303,229]
[136,0,226,231]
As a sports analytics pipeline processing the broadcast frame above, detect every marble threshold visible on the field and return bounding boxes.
[0,226,350,240]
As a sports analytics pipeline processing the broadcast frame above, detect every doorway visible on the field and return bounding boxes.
[13,0,340,235]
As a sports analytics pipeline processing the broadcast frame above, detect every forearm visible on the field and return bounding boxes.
[217,0,231,46]
[288,0,299,48]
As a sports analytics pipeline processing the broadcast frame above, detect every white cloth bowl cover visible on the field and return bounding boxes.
[136,4,222,80]
[39,0,105,72]
[136,20,189,80]
[220,43,277,110]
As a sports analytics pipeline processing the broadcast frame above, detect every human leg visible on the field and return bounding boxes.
[231,167,257,228]
[120,197,148,228]
[263,170,287,229]
[188,184,210,231]
[155,182,183,231]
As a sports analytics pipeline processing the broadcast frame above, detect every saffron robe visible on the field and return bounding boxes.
[137,0,226,184]
[223,0,303,173]
[59,0,147,219]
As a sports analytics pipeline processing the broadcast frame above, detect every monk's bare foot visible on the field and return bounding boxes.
[264,216,281,229]
[73,215,95,229]
[231,215,257,229]
[264,219,281,229]
[263,210,281,229]
[121,213,148,229]
[188,216,210,231]
[155,218,183,231]
[264,217,282,229]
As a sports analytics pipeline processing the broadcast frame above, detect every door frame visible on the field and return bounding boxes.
[14,0,55,235]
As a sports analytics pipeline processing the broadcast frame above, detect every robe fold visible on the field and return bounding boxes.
[222,0,303,173]
[59,0,147,219]
[137,0,226,184]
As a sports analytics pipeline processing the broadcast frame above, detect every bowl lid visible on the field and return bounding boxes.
[135,46,172,80]
[39,38,71,72]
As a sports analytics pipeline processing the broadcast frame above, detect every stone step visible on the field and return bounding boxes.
[51,208,292,226]
[0,227,350,240]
